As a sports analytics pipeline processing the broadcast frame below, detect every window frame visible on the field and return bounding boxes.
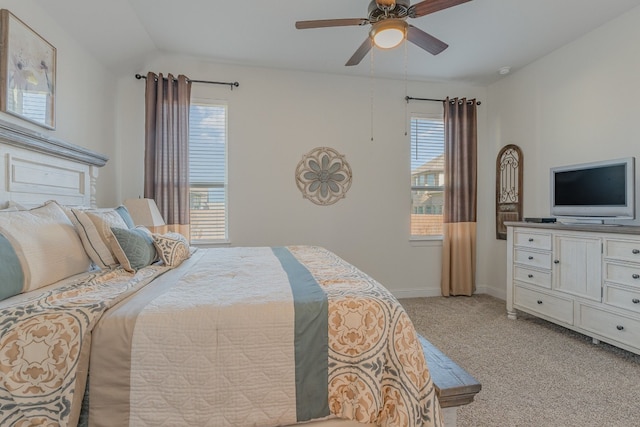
[188,97,229,246]
[409,112,445,242]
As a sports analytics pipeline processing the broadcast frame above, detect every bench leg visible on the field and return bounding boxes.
[442,407,457,426]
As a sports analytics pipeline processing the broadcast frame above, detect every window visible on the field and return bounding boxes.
[189,101,228,243]
[410,115,444,237]
[21,92,48,124]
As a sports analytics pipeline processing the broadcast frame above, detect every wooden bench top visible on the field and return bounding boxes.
[419,335,482,408]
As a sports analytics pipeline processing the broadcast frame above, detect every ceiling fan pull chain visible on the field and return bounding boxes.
[370,48,375,142]
[404,39,408,136]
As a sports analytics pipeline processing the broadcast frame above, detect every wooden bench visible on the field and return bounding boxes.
[419,335,481,409]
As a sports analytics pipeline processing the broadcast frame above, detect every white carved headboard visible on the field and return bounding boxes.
[0,119,108,208]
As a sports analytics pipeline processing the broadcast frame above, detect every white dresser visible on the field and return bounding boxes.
[506,222,640,355]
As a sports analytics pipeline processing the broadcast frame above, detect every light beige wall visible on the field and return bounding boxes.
[482,5,640,298]
[0,0,118,206]
[11,1,640,298]
[6,0,491,297]
[116,58,487,296]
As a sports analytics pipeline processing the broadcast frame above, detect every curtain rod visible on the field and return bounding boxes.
[405,96,481,106]
[135,73,239,90]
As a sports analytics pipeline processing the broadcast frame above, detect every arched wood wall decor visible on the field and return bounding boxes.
[496,144,523,239]
[295,147,352,206]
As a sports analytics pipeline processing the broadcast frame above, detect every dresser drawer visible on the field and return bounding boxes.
[604,262,640,289]
[514,265,552,289]
[604,284,640,315]
[514,285,573,325]
[514,230,552,251]
[604,239,640,264]
[514,249,552,270]
[577,304,640,350]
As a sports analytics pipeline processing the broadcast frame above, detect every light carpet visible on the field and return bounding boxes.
[400,295,640,427]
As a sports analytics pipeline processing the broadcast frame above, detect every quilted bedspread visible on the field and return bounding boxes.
[1,246,442,427]
[0,266,168,426]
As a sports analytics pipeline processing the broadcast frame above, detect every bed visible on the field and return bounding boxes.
[0,119,447,427]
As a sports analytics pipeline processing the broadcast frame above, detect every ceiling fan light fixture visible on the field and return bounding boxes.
[370,19,407,49]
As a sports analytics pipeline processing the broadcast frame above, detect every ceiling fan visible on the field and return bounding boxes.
[295,0,472,66]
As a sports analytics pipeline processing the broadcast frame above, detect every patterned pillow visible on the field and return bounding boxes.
[110,227,157,272]
[152,232,191,267]
[0,201,91,299]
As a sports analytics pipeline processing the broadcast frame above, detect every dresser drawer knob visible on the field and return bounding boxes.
[633,298,640,304]
[633,274,640,280]
[633,249,640,254]
[537,300,543,305]
[554,260,560,264]
[528,238,534,242]
[616,325,625,331]
[528,274,534,278]
[528,256,534,260]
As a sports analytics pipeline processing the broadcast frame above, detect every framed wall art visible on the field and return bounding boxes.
[295,147,352,206]
[0,9,56,129]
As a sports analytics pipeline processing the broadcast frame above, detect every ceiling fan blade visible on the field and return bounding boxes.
[295,18,368,29]
[407,25,448,55]
[345,38,373,66]
[408,0,472,18]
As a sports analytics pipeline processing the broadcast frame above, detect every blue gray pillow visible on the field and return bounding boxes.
[115,205,136,228]
[110,227,157,271]
[0,233,24,300]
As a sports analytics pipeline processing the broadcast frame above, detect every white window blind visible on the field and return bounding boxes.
[21,92,48,124]
[189,101,227,242]
[410,115,445,237]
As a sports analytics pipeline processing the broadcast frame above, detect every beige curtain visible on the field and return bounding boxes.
[441,97,478,296]
[143,72,192,237]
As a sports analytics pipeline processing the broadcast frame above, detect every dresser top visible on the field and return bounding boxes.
[505,221,640,235]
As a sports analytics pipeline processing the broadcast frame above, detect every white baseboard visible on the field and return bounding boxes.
[391,285,507,301]
[390,284,507,301]
[476,283,506,300]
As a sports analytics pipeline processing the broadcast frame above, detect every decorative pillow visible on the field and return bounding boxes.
[110,227,157,272]
[86,209,129,229]
[87,209,129,253]
[152,232,191,268]
[0,201,91,299]
[0,233,24,300]
[115,205,136,228]
[69,209,120,269]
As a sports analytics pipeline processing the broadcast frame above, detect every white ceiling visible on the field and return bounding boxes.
[35,0,640,85]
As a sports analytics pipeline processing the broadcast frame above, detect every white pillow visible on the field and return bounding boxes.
[0,201,91,295]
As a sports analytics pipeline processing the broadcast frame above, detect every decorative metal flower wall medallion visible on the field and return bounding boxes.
[295,147,352,205]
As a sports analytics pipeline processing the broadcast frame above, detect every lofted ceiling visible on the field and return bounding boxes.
[34,0,640,85]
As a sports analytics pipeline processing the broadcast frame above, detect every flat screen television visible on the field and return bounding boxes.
[550,157,635,220]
